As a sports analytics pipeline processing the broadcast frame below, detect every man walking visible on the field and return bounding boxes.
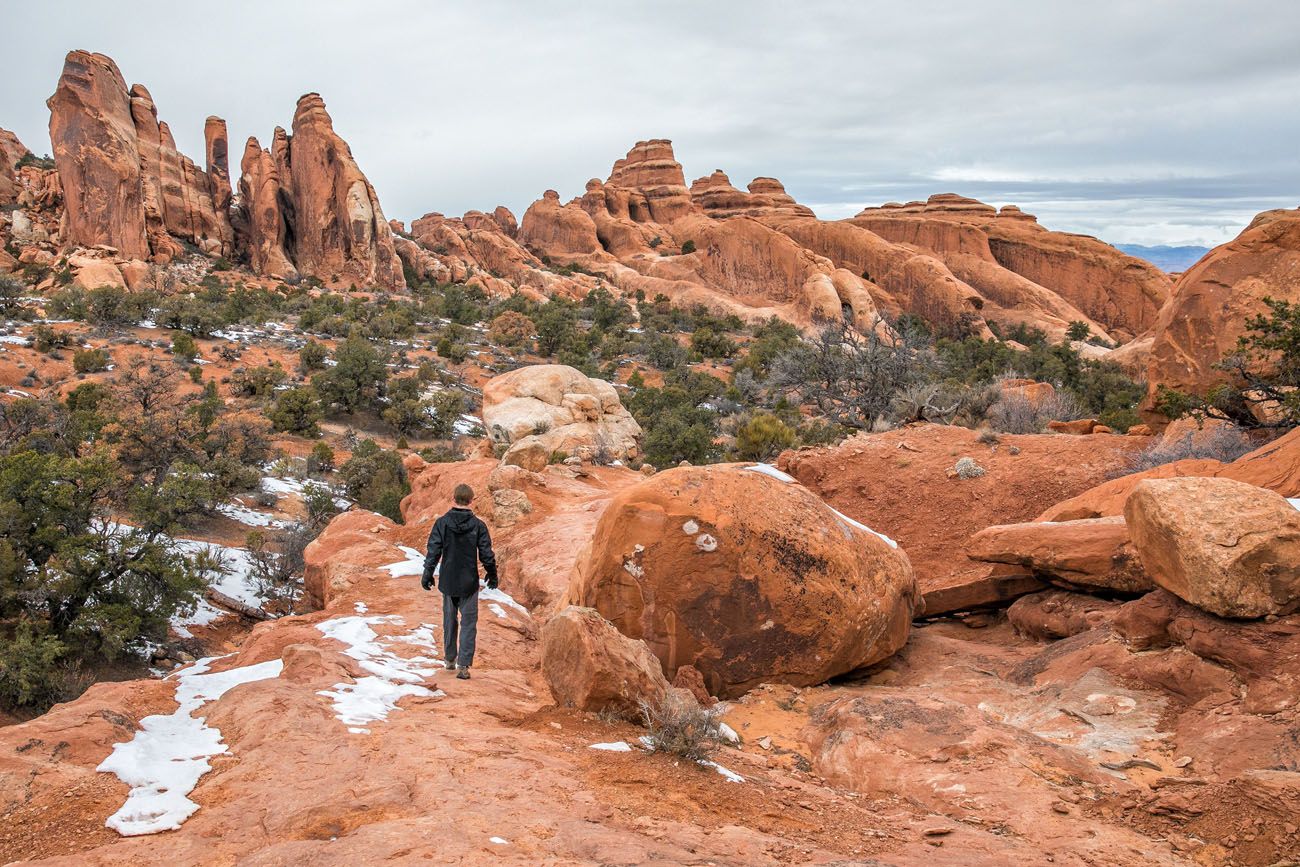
[421,483,498,680]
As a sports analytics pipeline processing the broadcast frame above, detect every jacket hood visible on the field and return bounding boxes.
[444,507,478,534]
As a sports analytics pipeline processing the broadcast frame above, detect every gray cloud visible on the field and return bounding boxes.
[3,0,1298,246]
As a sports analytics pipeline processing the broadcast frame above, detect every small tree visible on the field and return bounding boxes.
[1066,321,1091,342]
[312,336,389,415]
[171,332,199,361]
[267,386,323,437]
[769,321,935,429]
[487,310,535,348]
[72,348,110,373]
[733,412,796,461]
[1157,297,1300,428]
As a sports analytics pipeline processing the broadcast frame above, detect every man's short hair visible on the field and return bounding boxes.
[453,483,474,506]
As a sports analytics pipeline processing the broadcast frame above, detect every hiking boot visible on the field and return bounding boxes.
[444,658,456,671]
[456,667,471,680]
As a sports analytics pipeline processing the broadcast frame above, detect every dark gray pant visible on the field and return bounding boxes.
[442,592,479,669]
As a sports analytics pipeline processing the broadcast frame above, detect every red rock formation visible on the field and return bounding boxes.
[853,194,1171,341]
[229,94,405,289]
[236,137,296,279]
[204,117,233,225]
[47,50,148,259]
[967,515,1152,594]
[1125,476,1300,617]
[518,189,604,257]
[568,464,917,698]
[0,128,29,204]
[540,605,670,719]
[1142,207,1300,419]
[47,51,234,263]
[281,93,404,289]
[606,139,692,223]
[780,425,1145,603]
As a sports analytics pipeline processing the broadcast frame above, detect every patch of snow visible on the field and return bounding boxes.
[488,602,508,619]
[315,614,444,732]
[490,836,510,845]
[216,501,290,529]
[97,657,284,835]
[718,722,740,744]
[682,520,699,535]
[828,506,899,549]
[381,544,426,578]
[481,582,528,616]
[745,463,795,484]
[695,534,718,552]
[1289,498,1300,511]
[701,760,745,783]
[0,334,29,346]
[590,741,634,752]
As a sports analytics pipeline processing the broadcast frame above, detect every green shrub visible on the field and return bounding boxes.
[312,337,389,414]
[680,240,697,254]
[733,412,796,461]
[267,386,323,436]
[230,363,287,398]
[338,439,409,522]
[307,440,336,474]
[72,347,110,373]
[171,332,199,361]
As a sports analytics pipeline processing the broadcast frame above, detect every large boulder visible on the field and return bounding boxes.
[966,515,1152,594]
[1124,477,1300,618]
[540,606,669,720]
[481,364,642,462]
[566,464,917,698]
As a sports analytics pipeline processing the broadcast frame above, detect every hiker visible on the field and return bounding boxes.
[420,483,498,680]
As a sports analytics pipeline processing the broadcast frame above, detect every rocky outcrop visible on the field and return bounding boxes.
[204,117,233,221]
[275,93,405,289]
[780,425,1144,601]
[540,605,669,719]
[853,194,1170,342]
[1007,589,1122,639]
[0,128,29,204]
[1124,476,1300,618]
[1039,425,1300,521]
[128,85,233,259]
[232,96,407,288]
[236,137,296,279]
[1141,207,1300,419]
[606,139,692,223]
[47,51,233,263]
[567,464,917,698]
[47,51,148,259]
[967,515,1152,594]
[481,364,642,463]
[518,190,604,257]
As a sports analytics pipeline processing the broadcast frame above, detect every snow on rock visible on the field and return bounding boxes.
[745,463,796,484]
[97,656,284,836]
[702,759,745,783]
[746,463,899,549]
[380,545,426,578]
[589,741,634,752]
[315,614,444,734]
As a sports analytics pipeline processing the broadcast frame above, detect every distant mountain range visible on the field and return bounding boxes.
[1115,244,1210,272]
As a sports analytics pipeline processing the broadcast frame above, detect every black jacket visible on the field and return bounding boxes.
[422,507,497,596]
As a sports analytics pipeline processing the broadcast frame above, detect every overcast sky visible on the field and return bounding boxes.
[4,1,1298,246]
